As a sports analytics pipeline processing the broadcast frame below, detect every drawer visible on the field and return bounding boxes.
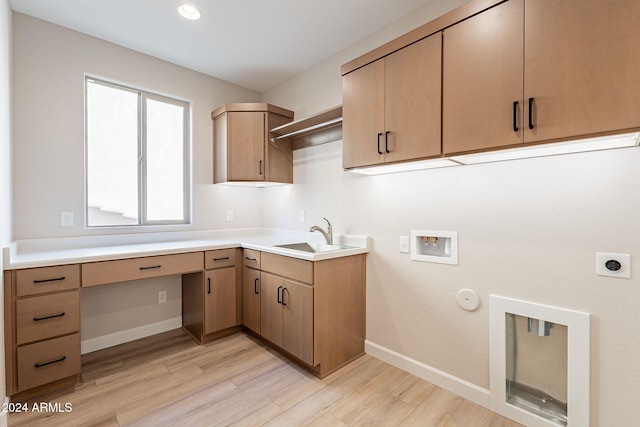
[82,252,204,287]
[16,290,80,345]
[204,248,236,270]
[16,264,80,297]
[261,252,313,284]
[243,249,261,269]
[17,333,81,391]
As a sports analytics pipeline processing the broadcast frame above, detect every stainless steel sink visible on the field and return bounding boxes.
[274,242,354,253]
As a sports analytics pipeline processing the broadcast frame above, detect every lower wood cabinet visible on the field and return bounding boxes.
[3,246,365,399]
[4,265,82,399]
[203,267,236,334]
[242,266,261,334]
[260,272,313,365]
[182,248,241,344]
[245,252,366,378]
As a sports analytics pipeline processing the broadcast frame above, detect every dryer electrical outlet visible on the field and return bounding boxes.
[596,252,631,279]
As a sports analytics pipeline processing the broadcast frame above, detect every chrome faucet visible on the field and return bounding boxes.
[310,217,333,245]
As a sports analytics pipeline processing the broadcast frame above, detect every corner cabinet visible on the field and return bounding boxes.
[212,103,294,184]
[342,33,442,169]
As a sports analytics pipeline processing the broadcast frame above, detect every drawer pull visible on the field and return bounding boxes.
[35,356,67,368]
[139,265,161,271]
[245,257,257,262]
[33,312,66,322]
[33,276,66,284]
[213,257,230,261]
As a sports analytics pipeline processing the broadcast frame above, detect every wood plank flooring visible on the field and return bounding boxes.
[8,329,523,426]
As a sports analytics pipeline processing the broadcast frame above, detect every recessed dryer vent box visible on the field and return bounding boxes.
[410,230,458,265]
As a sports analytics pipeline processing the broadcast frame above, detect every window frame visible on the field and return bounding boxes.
[84,76,192,228]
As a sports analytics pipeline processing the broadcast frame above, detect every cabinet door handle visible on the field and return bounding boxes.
[384,131,390,153]
[277,286,283,304]
[139,265,161,271]
[33,312,66,322]
[254,278,259,294]
[33,277,65,284]
[245,257,257,262]
[281,287,288,306]
[207,277,211,294]
[377,133,383,155]
[35,356,66,368]
[213,256,229,261]
[513,101,519,132]
[259,160,263,175]
[528,97,535,130]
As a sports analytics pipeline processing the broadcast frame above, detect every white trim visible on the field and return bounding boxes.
[365,340,490,407]
[489,295,590,427]
[81,317,182,354]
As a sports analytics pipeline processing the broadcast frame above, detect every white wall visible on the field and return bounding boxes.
[0,0,11,418]
[12,13,265,240]
[10,13,267,349]
[262,1,640,425]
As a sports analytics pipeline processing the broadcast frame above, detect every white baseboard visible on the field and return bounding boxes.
[365,340,490,407]
[81,317,183,354]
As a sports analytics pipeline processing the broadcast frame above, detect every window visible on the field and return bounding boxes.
[85,77,190,227]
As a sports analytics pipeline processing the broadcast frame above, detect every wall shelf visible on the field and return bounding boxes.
[270,105,342,150]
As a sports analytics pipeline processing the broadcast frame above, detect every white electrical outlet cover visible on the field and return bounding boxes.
[399,236,409,253]
[596,252,631,279]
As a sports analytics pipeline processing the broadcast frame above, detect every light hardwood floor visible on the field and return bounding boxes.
[8,329,523,426]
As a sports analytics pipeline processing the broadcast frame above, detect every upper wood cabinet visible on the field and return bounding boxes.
[345,0,640,162]
[342,33,442,169]
[443,0,640,155]
[212,103,294,183]
[524,0,640,143]
[443,0,524,154]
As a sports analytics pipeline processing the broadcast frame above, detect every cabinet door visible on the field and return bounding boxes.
[242,267,261,334]
[281,279,314,365]
[260,272,283,348]
[524,0,640,143]
[203,267,236,335]
[443,0,524,154]
[342,59,385,168]
[226,111,265,181]
[385,33,442,163]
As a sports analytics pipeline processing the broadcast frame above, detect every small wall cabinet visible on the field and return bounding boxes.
[343,33,442,169]
[212,103,294,184]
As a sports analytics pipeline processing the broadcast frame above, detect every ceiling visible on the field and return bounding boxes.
[10,0,437,93]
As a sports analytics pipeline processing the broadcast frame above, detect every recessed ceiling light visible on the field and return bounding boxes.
[178,4,202,20]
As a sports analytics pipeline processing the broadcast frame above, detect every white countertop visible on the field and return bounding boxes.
[2,228,369,269]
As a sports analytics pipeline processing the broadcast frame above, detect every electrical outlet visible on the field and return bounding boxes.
[596,252,631,279]
[299,210,305,222]
[226,210,234,222]
[60,211,74,227]
[399,236,409,253]
[158,290,167,304]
